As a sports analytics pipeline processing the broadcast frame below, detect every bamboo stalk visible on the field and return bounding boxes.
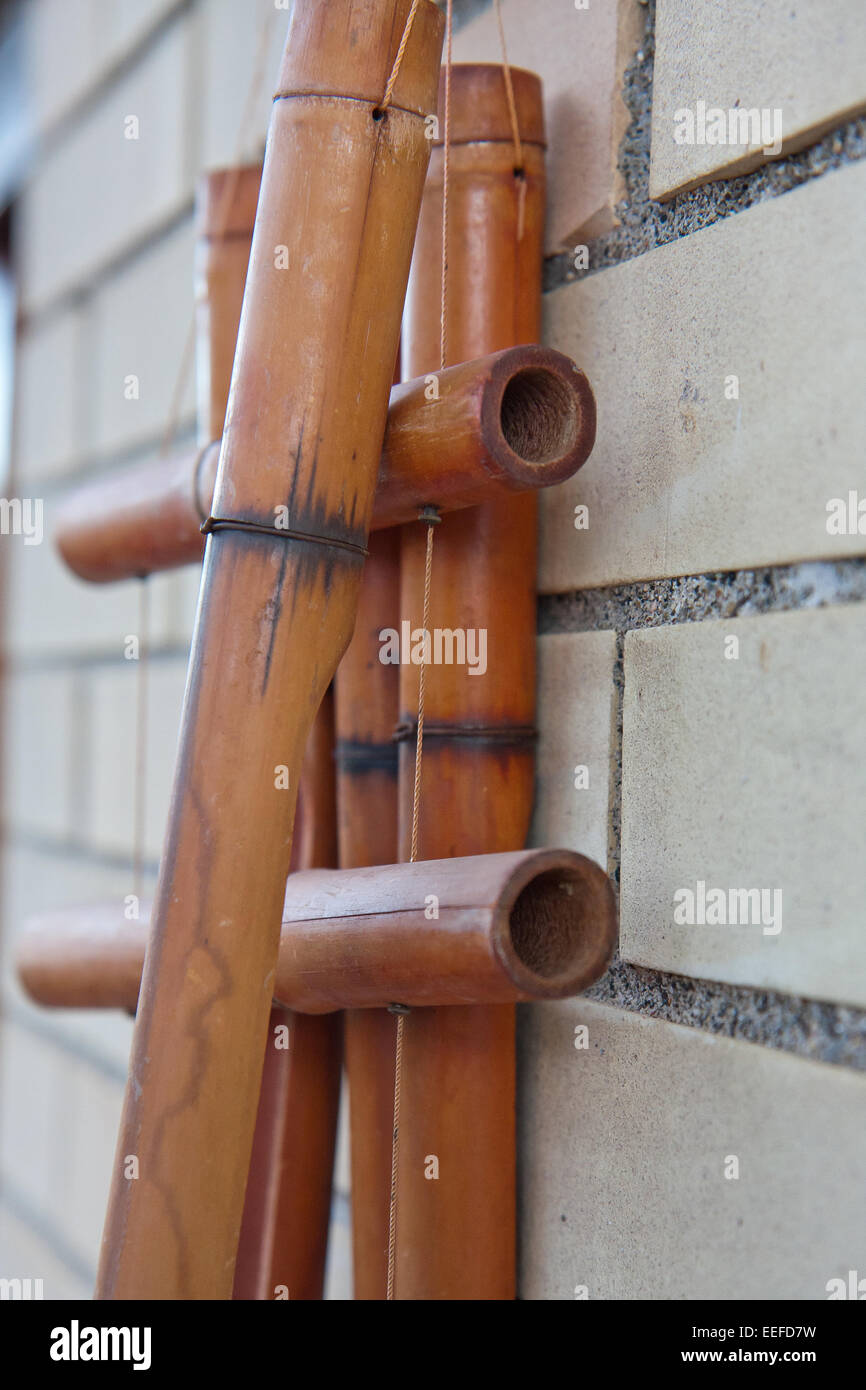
[232,690,342,1301]
[95,0,444,1301]
[55,347,594,583]
[17,849,616,1014]
[334,522,400,1300]
[395,63,547,1300]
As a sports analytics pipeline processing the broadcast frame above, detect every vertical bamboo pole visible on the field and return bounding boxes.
[335,521,401,1300]
[395,64,546,1300]
[194,165,262,447]
[196,163,344,1301]
[96,0,444,1300]
[233,691,342,1300]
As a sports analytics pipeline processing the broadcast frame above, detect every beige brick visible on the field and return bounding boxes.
[85,655,187,862]
[5,498,196,659]
[60,1052,125,1268]
[198,0,291,169]
[19,16,192,309]
[23,1,182,136]
[0,844,141,1078]
[620,606,866,1007]
[22,0,100,136]
[540,162,866,593]
[92,1,183,80]
[2,669,77,841]
[519,999,866,1299]
[529,632,616,871]
[0,1203,92,1299]
[14,311,87,482]
[453,0,642,250]
[0,1022,71,1241]
[651,0,866,200]
[0,1020,123,1274]
[88,219,196,458]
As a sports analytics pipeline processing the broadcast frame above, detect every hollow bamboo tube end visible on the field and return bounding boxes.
[480,346,596,490]
[493,849,616,1000]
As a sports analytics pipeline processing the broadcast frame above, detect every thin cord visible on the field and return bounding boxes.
[386,1010,405,1300]
[380,0,423,114]
[386,0,452,1304]
[438,10,453,372]
[493,0,526,240]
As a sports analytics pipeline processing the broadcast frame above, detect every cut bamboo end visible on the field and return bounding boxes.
[16,849,616,1017]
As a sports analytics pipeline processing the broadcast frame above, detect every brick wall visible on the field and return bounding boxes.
[0,0,864,1301]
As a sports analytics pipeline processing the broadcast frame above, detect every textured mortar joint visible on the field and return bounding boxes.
[542,0,866,293]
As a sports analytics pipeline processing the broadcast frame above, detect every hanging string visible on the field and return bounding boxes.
[493,0,526,241]
[386,0,452,1304]
[379,0,423,114]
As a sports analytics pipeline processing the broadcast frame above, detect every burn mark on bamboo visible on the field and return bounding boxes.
[335,738,399,771]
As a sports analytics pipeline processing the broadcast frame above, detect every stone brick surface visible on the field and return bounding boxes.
[540,163,866,592]
[620,607,866,1007]
[651,0,866,199]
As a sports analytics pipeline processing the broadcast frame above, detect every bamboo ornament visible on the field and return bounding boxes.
[17,849,616,1015]
[55,346,595,584]
[95,0,444,1301]
[20,9,619,1306]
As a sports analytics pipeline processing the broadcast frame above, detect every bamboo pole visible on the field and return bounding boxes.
[395,63,547,1300]
[335,517,400,1300]
[95,0,444,1301]
[55,347,595,583]
[194,165,262,447]
[233,691,342,1301]
[17,849,616,1013]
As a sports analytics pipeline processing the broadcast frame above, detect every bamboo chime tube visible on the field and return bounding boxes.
[233,691,341,1301]
[54,346,595,584]
[194,164,262,445]
[335,517,401,1297]
[17,849,616,1014]
[395,64,547,1299]
[95,0,444,1301]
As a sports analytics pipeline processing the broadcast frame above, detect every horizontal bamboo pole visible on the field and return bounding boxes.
[54,347,595,583]
[17,850,616,1015]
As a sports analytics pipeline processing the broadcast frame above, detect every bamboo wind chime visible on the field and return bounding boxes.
[18,0,614,1301]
